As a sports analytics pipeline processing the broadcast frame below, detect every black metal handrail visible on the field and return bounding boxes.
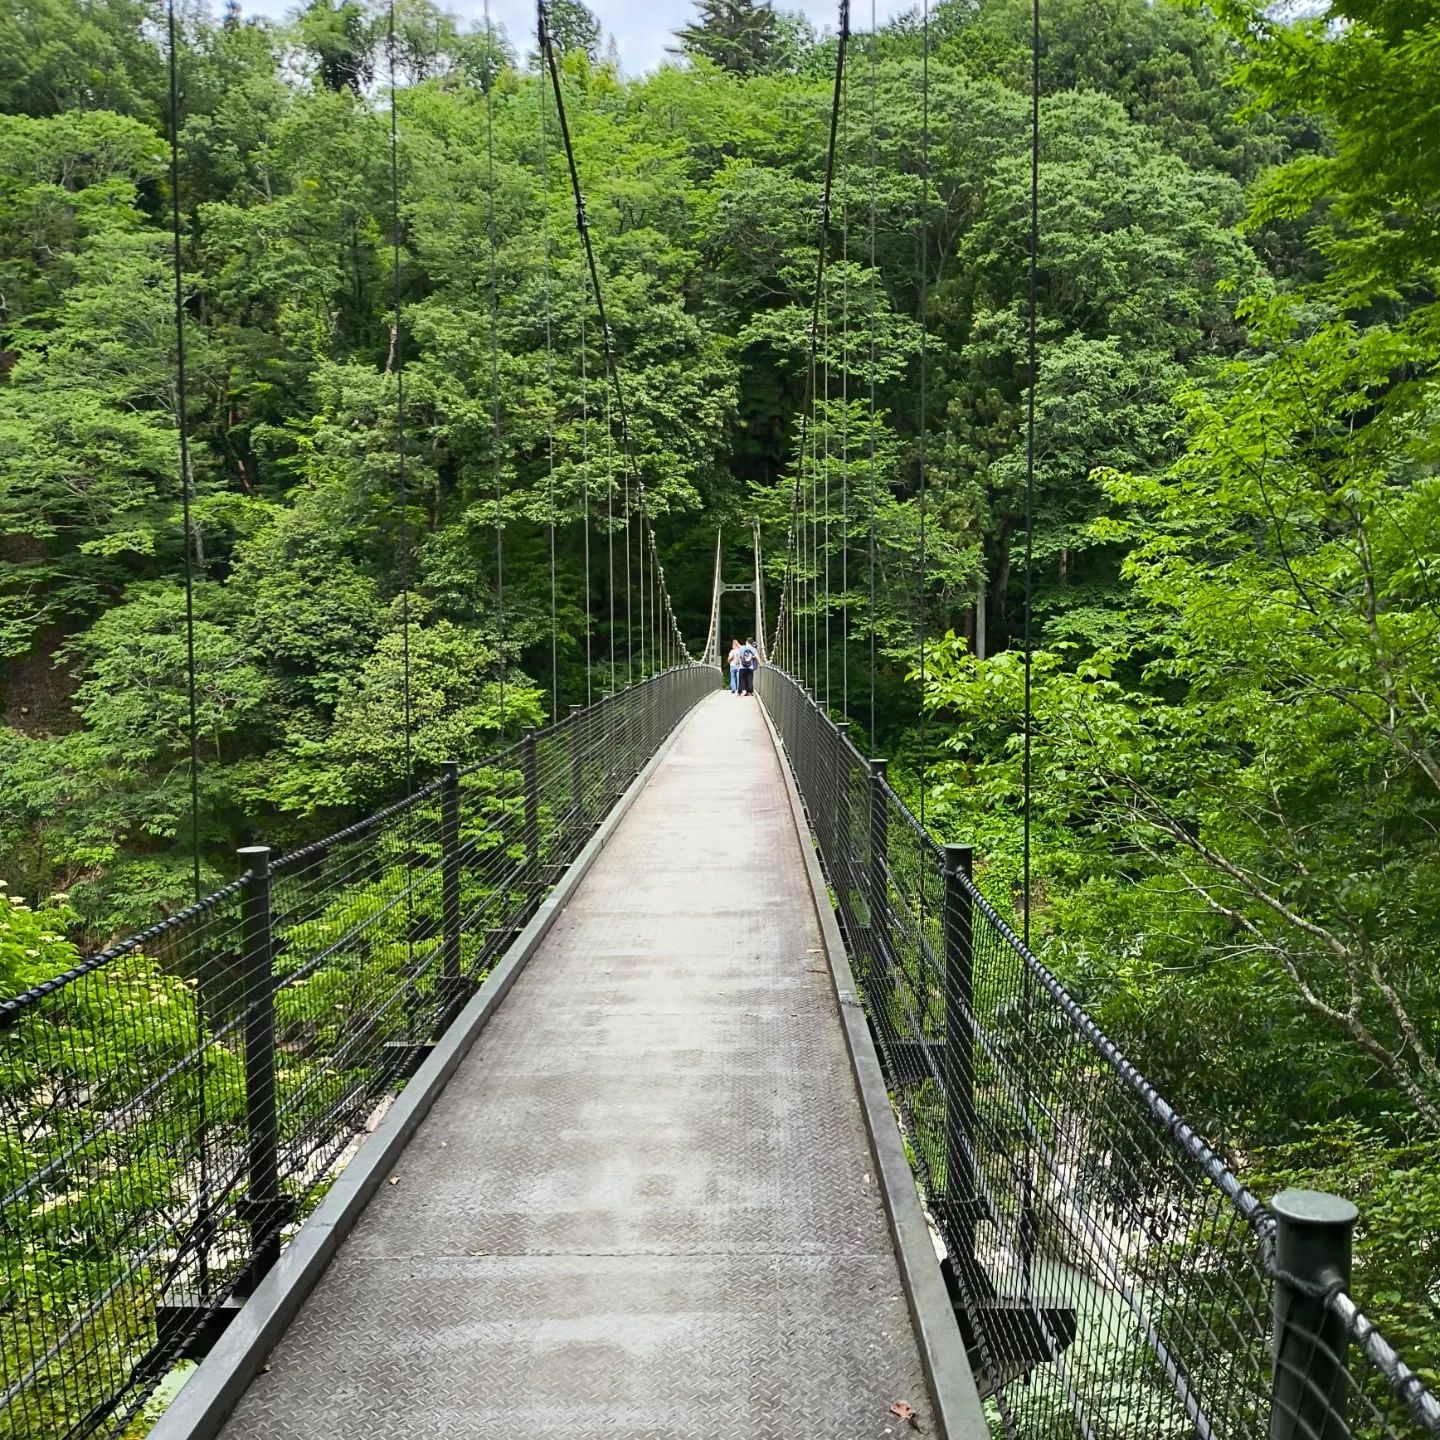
[0,666,716,1440]
[757,665,1439,1440]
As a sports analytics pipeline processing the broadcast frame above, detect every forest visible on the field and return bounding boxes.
[0,0,1436,1384]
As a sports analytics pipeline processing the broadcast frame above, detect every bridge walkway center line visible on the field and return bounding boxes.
[211,691,945,1439]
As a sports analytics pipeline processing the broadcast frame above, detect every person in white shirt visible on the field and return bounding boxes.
[736,640,760,696]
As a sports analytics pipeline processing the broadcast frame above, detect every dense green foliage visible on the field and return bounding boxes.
[0,0,1435,1374]
[921,0,1440,1368]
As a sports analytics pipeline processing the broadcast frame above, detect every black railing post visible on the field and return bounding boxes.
[236,844,282,1286]
[636,678,648,769]
[523,728,540,881]
[1270,1189,1358,1440]
[805,686,817,804]
[440,762,461,986]
[569,705,584,850]
[867,758,891,968]
[603,693,617,801]
[832,719,850,873]
[942,844,979,1256]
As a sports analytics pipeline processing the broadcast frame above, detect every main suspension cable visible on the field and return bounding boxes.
[537,1,691,664]
[769,0,851,664]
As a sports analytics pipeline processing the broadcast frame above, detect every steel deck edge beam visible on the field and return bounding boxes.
[756,700,990,1440]
[150,712,700,1440]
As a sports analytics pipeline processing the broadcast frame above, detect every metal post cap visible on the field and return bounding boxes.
[942,843,974,875]
[1271,1189,1358,1230]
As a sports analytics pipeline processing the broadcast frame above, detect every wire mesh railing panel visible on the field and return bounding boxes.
[0,665,715,1440]
[0,889,249,1440]
[756,666,1439,1440]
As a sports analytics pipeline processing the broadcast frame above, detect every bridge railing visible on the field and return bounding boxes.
[757,666,1439,1440]
[0,664,715,1440]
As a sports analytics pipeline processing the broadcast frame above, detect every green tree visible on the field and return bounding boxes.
[0,0,164,119]
[918,0,1440,1351]
[295,0,376,94]
[674,0,782,76]
[543,0,601,61]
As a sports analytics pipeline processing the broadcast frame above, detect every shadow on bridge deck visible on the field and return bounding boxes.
[157,692,983,1439]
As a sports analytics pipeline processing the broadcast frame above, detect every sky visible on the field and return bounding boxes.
[236,0,911,77]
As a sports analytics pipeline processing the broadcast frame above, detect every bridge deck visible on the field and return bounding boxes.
[215,693,932,1438]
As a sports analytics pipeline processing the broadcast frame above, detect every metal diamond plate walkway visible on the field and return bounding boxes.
[211,692,941,1439]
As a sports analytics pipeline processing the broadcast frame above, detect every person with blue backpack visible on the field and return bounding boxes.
[736,639,760,696]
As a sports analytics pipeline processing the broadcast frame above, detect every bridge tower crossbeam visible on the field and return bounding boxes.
[700,524,769,667]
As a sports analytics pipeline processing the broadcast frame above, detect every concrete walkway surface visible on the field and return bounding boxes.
[216,692,932,1439]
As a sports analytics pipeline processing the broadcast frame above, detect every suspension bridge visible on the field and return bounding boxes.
[2,0,1438,1437]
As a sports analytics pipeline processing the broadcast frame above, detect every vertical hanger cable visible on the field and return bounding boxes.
[539,47,559,718]
[867,4,878,753]
[766,0,850,669]
[840,64,850,717]
[165,0,202,903]
[538,3,690,666]
[916,0,930,828]
[1025,0,1039,945]
[485,0,506,730]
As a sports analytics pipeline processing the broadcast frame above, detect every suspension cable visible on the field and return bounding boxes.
[537,1,692,664]
[808,337,817,687]
[822,257,831,709]
[165,2,211,1298]
[840,62,850,718]
[165,0,202,903]
[867,2,878,752]
[768,0,851,665]
[581,259,593,704]
[606,381,616,691]
[485,0,505,729]
[811,346,820,688]
[624,470,634,683]
[917,0,929,829]
[639,487,648,678]
[388,0,412,799]
[1017,0,1043,1303]
[1025,0,1039,946]
[539,57,559,718]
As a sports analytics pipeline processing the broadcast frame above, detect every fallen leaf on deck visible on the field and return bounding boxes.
[890,1400,920,1429]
